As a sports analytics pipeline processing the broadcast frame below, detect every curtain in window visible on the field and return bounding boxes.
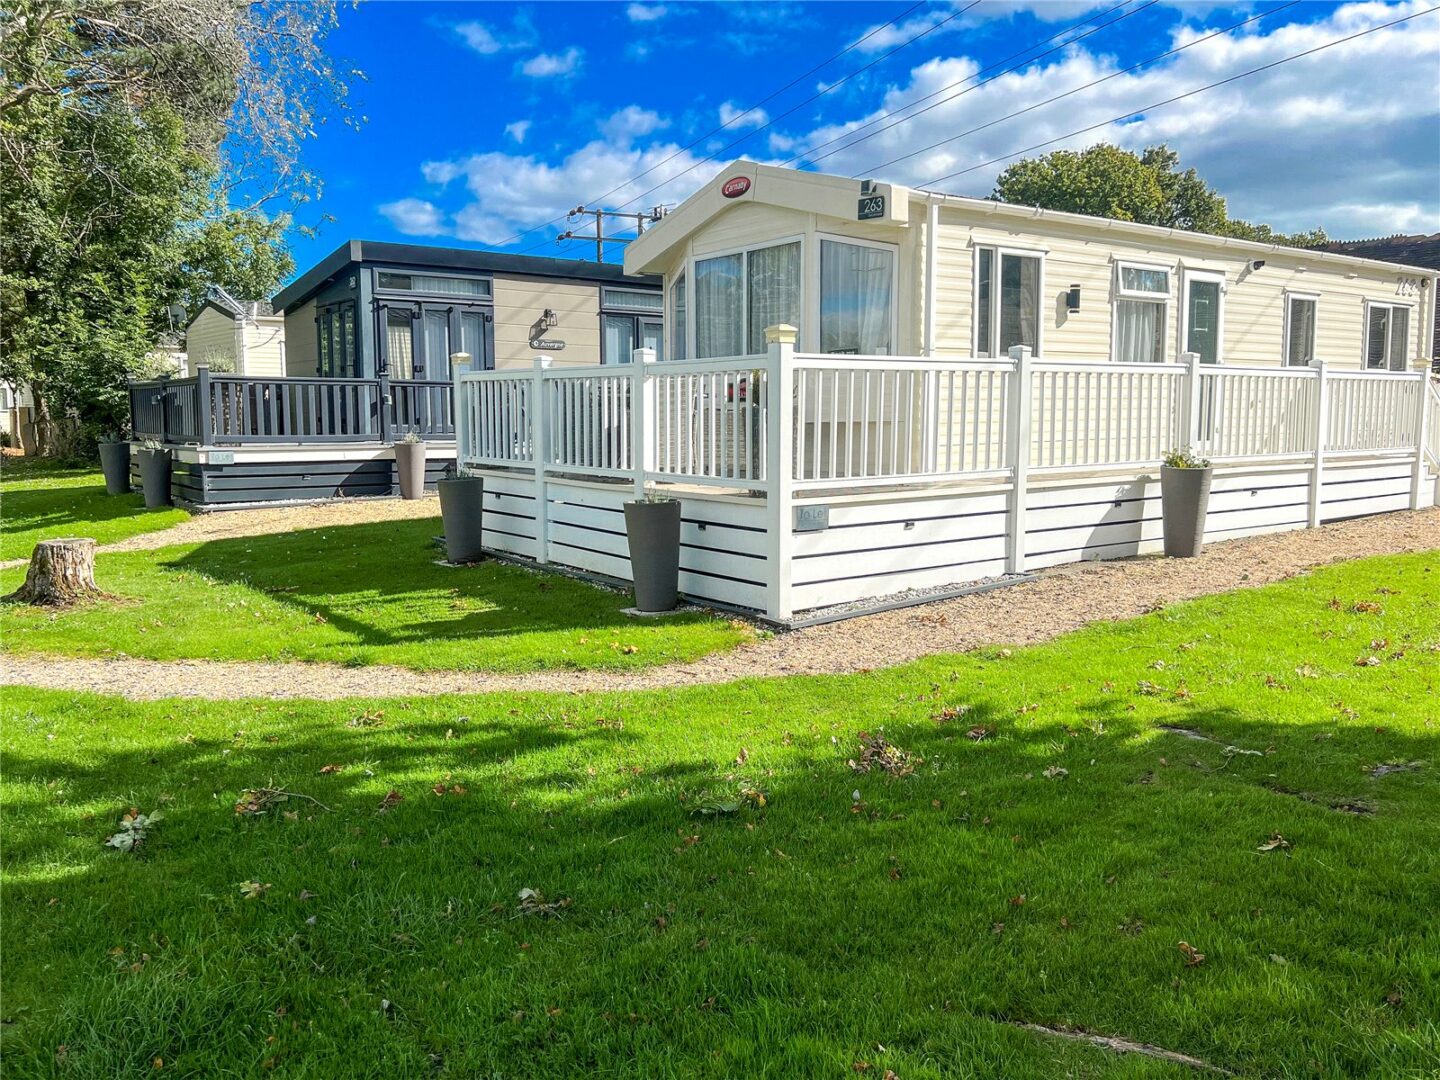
[695,254,744,358]
[1388,307,1409,370]
[1000,254,1040,355]
[1116,300,1164,363]
[1366,306,1390,369]
[819,240,893,355]
[456,311,486,372]
[604,315,637,364]
[641,319,663,362]
[671,274,687,361]
[745,242,801,355]
[386,310,415,379]
[1286,298,1316,366]
[422,310,449,378]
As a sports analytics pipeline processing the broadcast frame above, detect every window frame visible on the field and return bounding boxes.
[1282,290,1321,367]
[1110,259,1174,365]
[315,300,359,378]
[1363,299,1415,372]
[812,231,901,358]
[972,243,1048,359]
[600,286,663,314]
[1178,267,1227,366]
[669,270,687,362]
[687,234,805,359]
[373,268,493,300]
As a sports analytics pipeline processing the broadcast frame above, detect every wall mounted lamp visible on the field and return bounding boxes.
[1065,285,1081,312]
[1251,259,1266,271]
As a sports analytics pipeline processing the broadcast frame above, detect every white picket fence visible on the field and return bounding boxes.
[453,329,1433,618]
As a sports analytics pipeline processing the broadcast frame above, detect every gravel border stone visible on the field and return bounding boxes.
[3,507,1435,701]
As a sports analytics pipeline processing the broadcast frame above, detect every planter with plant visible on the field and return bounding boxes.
[135,438,172,508]
[437,464,485,563]
[97,431,132,495]
[1160,446,1212,558]
[394,432,427,500]
[624,486,682,612]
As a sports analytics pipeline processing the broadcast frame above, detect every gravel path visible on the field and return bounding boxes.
[4,508,1436,701]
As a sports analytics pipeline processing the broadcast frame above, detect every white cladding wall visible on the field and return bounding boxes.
[493,277,602,370]
[284,300,319,375]
[185,307,238,369]
[241,317,287,376]
[925,201,1429,369]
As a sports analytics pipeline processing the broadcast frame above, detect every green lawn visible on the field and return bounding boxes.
[0,518,754,672]
[1,457,188,562]
[3,554,1436,1078]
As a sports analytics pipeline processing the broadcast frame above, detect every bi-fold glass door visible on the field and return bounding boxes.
[378,302,493,379]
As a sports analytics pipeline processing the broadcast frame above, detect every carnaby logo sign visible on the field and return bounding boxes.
[721,175,751,199]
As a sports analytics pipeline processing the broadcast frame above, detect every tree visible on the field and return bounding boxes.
[0,1,358,456]
[991,144,1326,248]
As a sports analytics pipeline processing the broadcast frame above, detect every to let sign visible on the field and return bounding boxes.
[857,194,886,220]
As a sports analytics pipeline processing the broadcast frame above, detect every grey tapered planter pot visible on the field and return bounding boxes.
[394,441,426,500]
[1160,465,1212,558]
[136,447,172,508]
[624,499,682,612]
[438,476,485,563]
[98,440,131,495]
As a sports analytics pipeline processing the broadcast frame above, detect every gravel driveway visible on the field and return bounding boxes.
[4,507,1435,700]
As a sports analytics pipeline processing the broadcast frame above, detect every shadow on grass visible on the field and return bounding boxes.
[159,518,712,648]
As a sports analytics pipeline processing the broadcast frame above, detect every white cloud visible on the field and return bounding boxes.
[452,14,536,56]
[626,3,668,22]
[505,119,532,144]
[775,0,1440,236]
[377,198,446,236]
[520,47,582,78]
[718,101,768,130]
[601,105,669,143]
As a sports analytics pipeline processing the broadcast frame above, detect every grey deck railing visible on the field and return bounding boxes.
[129,369,454,446]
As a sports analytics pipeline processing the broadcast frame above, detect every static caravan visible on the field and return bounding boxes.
[453,161,1439,621]
[271,241,663,379]
[124,246,661,508]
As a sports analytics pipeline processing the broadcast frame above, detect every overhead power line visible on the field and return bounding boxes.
[919,4,1440,188]
[490,0,929,254]
[783,0,1147,169]
[855,1,1299,176]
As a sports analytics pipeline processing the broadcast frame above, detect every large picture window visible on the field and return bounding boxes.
[820,239,895,355]
[1113,262,1170,364]
[1365,302,1411,370]
[975,247,1042,357]
[1284,293,1318,366]
[693,240,801,358]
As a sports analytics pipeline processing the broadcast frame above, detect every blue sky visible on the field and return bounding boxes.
[285,0,1440,276]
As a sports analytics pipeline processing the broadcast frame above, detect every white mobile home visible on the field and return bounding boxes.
[453,162,1439,621]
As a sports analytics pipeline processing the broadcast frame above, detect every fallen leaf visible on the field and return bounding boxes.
[318,764,344,775]
[377,790,404,814]
[1178,941,1205,967]
[1256,833,1291,854]
[1042,765,1068,780]
[239,880,271,900]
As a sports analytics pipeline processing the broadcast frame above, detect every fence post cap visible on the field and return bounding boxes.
[633,347,657,365]
[449,351,471,366]
[763,324,798,346]
[1007,344,1032,361]
[533,356,551,370]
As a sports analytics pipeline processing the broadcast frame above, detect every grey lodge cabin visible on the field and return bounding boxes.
[271,241,664,378]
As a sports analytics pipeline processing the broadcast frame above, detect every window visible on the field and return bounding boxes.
[384,308,416,379]
[1284,293,1318,366]
[1181,270,1225,365]
[820,239,895,355]
[693,240,801,358]
[975,247,1042,357]
[671,272,687,361]
[1365,302,1411,371]
[1113,262,1171,364]
[316,302,358,377]
[375,271,491,298]
[602,287,663,312]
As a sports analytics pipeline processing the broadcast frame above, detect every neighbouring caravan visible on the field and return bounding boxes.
[183,290,287,377]
[449,161,1438,621]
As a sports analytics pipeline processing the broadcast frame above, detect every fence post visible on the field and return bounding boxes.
[1411,365,1430,510]
[157,373,170,445]
[195,363,213,447]
[764,324,797,621]
[1308,358,1329,527]
[377,369,392,445]
[450,352,471,467]
[1005,345,1032,575]
[1180,350,1202,450]
[630,346,656,499]
[532,356,550,564]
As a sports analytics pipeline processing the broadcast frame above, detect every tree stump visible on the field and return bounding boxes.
[4,538,105,606]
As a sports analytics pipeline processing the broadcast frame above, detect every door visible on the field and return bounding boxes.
[1182,271,1225,365]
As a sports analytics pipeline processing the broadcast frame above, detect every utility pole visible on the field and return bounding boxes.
[557,205,668,262]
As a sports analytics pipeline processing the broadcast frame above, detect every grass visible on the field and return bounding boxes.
[2,554,1437,1078]
[0,457,188,562]
[0,518,754,672]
